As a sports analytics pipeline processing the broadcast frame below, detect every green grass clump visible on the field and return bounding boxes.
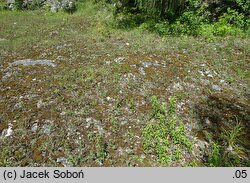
[208,119,247,167]
[208,142,221,167]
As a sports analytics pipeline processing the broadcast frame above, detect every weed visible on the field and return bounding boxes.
[0,146,13,166]
[208,118,246,167]
[127,98,136,112]
[68,155,79,166]
[235,68,250,79]
[87,132,96,142]
[142,96,193,166]
[130,155,144,164]
[171,123,192,151]
[222,119,244,148]
[168,96,177,116]
[208,142,221,167]
[86,132,108,165]
[187,160,198,167]
[125,129,135,142]
[150,96,166,117]
[95,134,107,165]
[111,117,119,133]
[114,99,123,108]
[174,145,182,161]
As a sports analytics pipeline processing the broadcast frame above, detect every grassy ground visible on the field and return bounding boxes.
[0,2,249,167]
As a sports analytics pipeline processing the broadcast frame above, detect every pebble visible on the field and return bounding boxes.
[2,123,13,137]
[173,82,183,91]
[114,57,126,63]
[205,70,210,75]
[198,71,204,76]
[0,38,7,41]
[200,79,210,85]
[56,157,70,167]
[85,117,105,134]
[37,99,45,108]
[42,125,51,135]
[14,101,23,110]
[139,67,146,76]
[31,123,38,132]
[205,118,211,125]
[212,85,222,92]
[57,56,64,60]
[220,80,225,83]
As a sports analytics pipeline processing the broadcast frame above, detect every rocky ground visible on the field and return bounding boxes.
[0,7,249,167]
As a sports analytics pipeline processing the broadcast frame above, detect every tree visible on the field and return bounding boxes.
[135,0,186,18]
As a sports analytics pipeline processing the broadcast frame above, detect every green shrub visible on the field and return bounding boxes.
[114,13,137,29]
[63,0,77,14]
[151,10,205,36]
[213,23,244,36]
[212,8,245,36]
[138,21,155,31]
[154,21,170,35]
[108,0,249,37]
[208,120,248,167]
[218,8,246,29]
[14,0,23,10]
[135,0,186,18]
[0,0,5,10]
[199,24,215,39]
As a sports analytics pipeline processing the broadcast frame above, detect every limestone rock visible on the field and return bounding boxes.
[10,59,56,67]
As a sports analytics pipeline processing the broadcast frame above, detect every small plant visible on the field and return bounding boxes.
[150,96,166,117]
[174,146,182,160]
[142,96,193,166]
[222,119,244,148]
[171,123,192,151]
[127,98,136,112]
[208,118,246,167]
[0,146,13,166]
[187,160,198,167]
[168,96,177,116]
[68,155,79,166]
[95,134,107,165]
[111,117,119,133]
[87,132,96,142]
[221,119,246,166]
[142,123,170,165]
[208,142,221,167]
[125,129,135,142]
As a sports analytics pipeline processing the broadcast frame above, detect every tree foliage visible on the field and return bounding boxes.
[135,0,186,17]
